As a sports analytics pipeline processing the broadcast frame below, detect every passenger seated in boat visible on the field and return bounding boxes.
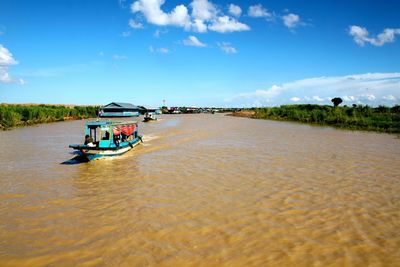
[102,131,110,140]
[121,133,127,142]
[84,135,95,147]
[114,134,121,146]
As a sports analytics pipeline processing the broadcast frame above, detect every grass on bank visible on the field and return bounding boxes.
[0,104,100,130]
[247,104,400,133]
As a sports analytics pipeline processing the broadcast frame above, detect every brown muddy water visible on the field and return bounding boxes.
[0,114,400,266]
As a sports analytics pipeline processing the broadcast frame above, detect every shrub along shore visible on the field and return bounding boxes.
[0,104,100,130]
[231,104,400,134]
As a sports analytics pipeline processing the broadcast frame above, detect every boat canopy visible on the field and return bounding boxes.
[113,124,136,136]
[86,120,137,127]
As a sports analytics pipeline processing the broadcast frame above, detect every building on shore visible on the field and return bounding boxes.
[98,102,142,117]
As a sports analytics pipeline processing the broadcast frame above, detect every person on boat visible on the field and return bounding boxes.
[114,134,121,146]
[102,131,110,140]
[121,133,128,142]
[84,134,95,147]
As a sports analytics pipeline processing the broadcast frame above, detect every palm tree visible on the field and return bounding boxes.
[331,97,343,107]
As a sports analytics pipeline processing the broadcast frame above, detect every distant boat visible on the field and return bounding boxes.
[143,108,161,122]
[143,112,159,122]
[69,120,142,161]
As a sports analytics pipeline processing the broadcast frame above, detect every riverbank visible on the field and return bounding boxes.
[230,104,400,133]
[0,104,100,130]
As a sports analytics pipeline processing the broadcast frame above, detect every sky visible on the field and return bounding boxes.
[0,0,399,107]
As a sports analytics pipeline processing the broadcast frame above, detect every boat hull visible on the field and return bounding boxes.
[143,117,157,122]
[72,139,141,161]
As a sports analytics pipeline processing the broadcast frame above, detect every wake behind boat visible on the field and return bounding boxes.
[69,120,142,161]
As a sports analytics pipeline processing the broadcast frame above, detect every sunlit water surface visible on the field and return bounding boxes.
[0,114,399,266]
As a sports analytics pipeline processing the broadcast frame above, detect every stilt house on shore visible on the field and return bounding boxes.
[98,102,143,117]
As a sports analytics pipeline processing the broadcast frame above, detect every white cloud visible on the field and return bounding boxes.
[153,28,169,38]
[191,0,217,21]
[129,19,144,29]
[131,0,190,28]
[312,95,324,101]
[382,95,396,101]
[349,25,400,46]
[282,13,300,29]
[189,0,218,32]
[149,46,169,54]
[0,45,18,66]
[191,19,208,33]
[209,16,250,33]
[121,31,131,37]
[228,4,242,17]
[248,4,271,18]
[183,35,206,47]
[128,19,143,29]
[226,73,400,107]
[360,94,376,101]
[113,54,127,60]
[130,0,249,34]
[0,67,12,83]
[343,95,356,102]
[158,47,169,54]
[218,42,237,54]
[0,44,24,85]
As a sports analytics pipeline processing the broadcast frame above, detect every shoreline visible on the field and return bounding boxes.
[0,104,100,130]
[229,106,400,134]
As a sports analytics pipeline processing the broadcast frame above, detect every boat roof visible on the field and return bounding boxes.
[85,120,137,127]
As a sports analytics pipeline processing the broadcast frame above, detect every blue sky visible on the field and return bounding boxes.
[0,0,399,107]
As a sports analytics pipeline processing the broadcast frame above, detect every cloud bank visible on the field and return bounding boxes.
[227,73,400,107]
[131,0,250,33]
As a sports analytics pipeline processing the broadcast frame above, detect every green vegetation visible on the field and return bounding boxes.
[252,104,400,133]
[0,104,100,130]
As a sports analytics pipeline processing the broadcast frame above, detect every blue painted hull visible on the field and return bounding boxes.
[71,138,141,161]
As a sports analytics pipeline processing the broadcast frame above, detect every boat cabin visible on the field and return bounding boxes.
[85,120,138,148]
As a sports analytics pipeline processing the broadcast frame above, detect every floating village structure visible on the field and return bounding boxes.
[98,102,143,117]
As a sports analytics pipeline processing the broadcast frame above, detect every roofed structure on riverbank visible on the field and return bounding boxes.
[99,102,143,117]
[138,106,162,115]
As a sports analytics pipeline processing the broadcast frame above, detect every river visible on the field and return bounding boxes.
[0,114,399,266]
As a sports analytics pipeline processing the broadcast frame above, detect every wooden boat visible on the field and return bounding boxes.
[69,120,142,161]
[143,112,159,122]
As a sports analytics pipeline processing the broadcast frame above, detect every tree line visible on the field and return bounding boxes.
[252,104,400,133]
[0,104,100,130]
